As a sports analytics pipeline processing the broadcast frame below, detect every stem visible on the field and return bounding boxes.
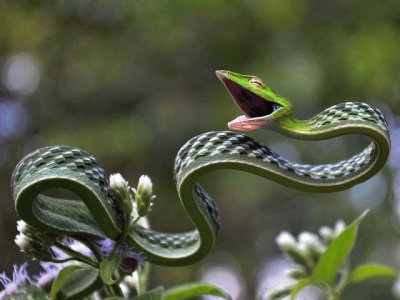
[335,264,349,294]
[53,257,83,264]
[54,241,98,268]
[103,277,123,297]
[137,267,143,295]
[104,284,116,297]
[111,215,141,257]
[111,283,124,297]
[137,264,150,294]
[328,294,340,300]
[327,263,349,300]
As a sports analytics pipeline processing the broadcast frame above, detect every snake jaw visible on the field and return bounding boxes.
[227,115,270,131]
[216,70,281,132]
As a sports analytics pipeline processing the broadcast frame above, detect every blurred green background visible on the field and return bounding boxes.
[1,0,400,299]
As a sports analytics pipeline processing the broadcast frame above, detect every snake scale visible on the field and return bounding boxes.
[11,70,391,266]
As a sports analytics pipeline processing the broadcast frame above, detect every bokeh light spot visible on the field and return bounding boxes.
[389,127,400,172]
[2,53,41,95]
[0,99,29,139]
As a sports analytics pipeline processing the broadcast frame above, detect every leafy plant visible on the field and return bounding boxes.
[0,173,397,299]
[264,210,397,300]
[0,174,231,300]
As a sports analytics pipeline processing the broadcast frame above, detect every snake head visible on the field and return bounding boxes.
[216,70,292,132]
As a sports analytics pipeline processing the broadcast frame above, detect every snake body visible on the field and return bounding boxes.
[11,72,391,266]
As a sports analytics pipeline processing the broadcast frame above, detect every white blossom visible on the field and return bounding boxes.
[134,175,155,217]
[109,173,129,191]
[137,175,153,195]
[109,173,132,215]
[14,233,29,252]
[298,232,326,254]
[16,220,27,233]
[276,231,297,251]
[319,226,334,242]
[334,220,346,237]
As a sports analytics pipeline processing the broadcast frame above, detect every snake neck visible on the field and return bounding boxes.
[272,102,390,144]
[272,115,348,141]
[274,115,316,140]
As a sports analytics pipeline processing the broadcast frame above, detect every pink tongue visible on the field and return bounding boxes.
[227,116,267,132]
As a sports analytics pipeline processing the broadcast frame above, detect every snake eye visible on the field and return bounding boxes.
[249,77,265,89]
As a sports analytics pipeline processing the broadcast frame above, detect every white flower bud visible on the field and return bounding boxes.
[110,173,129,191]
[14,233,29,251]
[334,220,346,237]
[14,231,53,261]
[15,219,55,260]
[298,232,319,245]
[298,232,326,255]
[137,175,152,195]
[319,226,334,242]
[276,231,313,270]
[109,173,133,215]
[288,239,315,270]
[297,240,311,257]
[276,231,297,251]
[16,220,28,233]
[134,175,155,217]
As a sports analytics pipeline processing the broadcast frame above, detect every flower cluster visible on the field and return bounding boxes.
[1,236,146,299]
[35,238,94,290]
[109,173,156,218]
[98,238,146,273]
[264,220,346,299]
[1,174,154,299]
[14,220,56,261]
[276,220,345,275]
[0,263,32,299]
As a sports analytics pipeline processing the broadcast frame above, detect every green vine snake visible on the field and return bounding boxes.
[11,70,390,266]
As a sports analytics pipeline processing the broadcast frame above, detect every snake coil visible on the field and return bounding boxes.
[12,100,390,266]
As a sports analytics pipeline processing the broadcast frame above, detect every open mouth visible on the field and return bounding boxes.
[216,71,281,131]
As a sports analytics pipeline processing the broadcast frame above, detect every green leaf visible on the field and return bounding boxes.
[162,283,232,300]
[50,265,82,300]
[134,286,164,300]
[290,279,312,299]
[100,255,122,285]
[50,265,101,300]
[312,210,368,286]
[349,263,397,283]
[60,268,101,300]
[262,284,294,299]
